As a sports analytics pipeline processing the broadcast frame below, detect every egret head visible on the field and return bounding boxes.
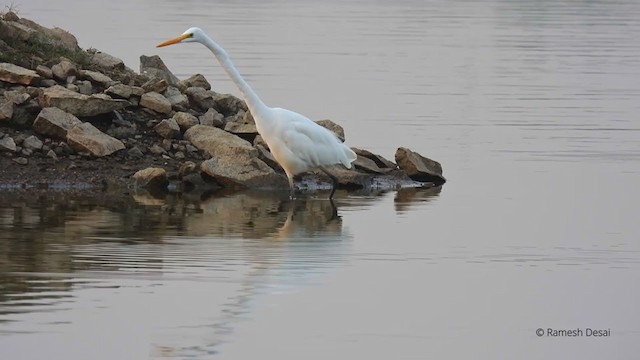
[156,27,205,47]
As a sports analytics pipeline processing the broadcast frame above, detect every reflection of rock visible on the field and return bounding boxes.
[394,186,442,213]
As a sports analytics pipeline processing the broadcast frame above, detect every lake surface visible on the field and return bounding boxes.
[3,0,640,358]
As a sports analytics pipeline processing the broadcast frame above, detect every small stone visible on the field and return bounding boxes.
[140,92,172,114]
[76,80,93,95]
[35,65,53,79]
[173,111,199,131]
[154,118,180,139]
[23,135,44,150]
[21,148,33,156]
[0,101,14,121]
[0,137,17,152]
[174,151,185,159]
[13,157,28,165]
[51,60,77,81]
[91,52,125,71]
[128,146,144,158]
[198,108,224,127]
[141,78,168,94]
[164,86,189,110]
[149,144,165,155]
[66,84,79,92]
[47,149,58,160]
[186,144,198,153]
[177,74,211,91]
[78,69,114,87]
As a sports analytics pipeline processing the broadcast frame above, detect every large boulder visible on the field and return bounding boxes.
[132,167,168,189]
[0,63,41,85]
[199,152,285,188]
[38,85,128,117]
[139,55,179,85]
[66,122,125,156]
[395,147,446,185]
[33,107,83,139]
[184,124,257,158]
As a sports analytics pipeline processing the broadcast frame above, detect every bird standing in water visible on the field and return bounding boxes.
[157,27,357,198]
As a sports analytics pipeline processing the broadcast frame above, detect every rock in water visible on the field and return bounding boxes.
[66,122,125,156]
[0,63,41,85]
[395,147,446,185]
[33,107,83,139]
[132,167,168,189]
[200,153,285,188]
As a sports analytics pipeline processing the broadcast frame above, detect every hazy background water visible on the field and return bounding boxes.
[2,0,640,358]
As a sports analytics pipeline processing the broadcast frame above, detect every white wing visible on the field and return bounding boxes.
[266,108,356,175]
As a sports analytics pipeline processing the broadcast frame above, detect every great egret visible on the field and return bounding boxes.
[157,27,357,198]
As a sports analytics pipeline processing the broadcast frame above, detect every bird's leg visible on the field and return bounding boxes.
[319,166,339,199]
[287,174,295,199]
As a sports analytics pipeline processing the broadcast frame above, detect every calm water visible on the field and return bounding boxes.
[3,0,640,358]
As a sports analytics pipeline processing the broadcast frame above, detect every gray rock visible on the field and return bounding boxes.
[0,137,17,152]
[141,79,168,94]
[139,55,179,85]
[66,83,79,92]
[40,79,57,87]
[33,107,83,139]
[184,87,216,110]
[22,135,43,150]
[255,144,283,172]
[395,147,446,185]
[149,144,166,155]
[46,149,58,160]
[90,52,125,71]
[76,80,93,95]
[253,134,268,149]
[132,167,168,188]
[51,60,77,81]
[105,84,144,99]
[38,85,128,117]
[4,90,31,105]
[164,86,189,110]
[0,63,41,85]
[185,124,257,158]
[353,148,397,170]
[213,92,247,116]
[140,92,172,114]
[315,119,345,142]
[224,121,258,142]
[78,69,114,87]
[154,118,181,139]
[199,108,224,127]
[0,101,14,121]
[352,155,391,174]
[13,157,28,165]
[200,152,285,188]
[35,65,53,79]
[173,112,198,131]
[177,74,211,91]
[66,122,126,156]
[127,146,144,158]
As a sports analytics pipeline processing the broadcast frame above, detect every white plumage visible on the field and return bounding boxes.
[158,27,357,198]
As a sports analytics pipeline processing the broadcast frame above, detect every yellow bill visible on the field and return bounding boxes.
[156,34,190,48]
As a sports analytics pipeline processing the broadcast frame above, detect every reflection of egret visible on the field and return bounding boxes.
[157,28,357,198]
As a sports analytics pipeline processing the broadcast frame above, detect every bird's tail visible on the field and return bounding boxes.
[342,146,357,169]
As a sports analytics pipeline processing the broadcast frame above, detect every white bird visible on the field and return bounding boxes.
[157,27,357,198]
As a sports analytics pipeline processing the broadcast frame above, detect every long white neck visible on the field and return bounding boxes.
[200,35,270,117]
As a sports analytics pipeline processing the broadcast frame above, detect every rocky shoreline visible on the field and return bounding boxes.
[0,12,445,196]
